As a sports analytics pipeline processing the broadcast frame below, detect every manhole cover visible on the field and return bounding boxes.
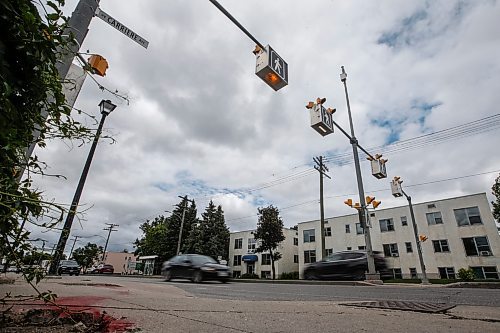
[341,301,455,313]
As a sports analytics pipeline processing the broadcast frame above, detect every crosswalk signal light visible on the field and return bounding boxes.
[353,202,361,210]
[372,200,381,209]
[419,235,428,242]
[366,196,375,205]
[344,199,353,207]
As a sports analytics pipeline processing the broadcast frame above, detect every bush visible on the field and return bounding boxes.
[280,271,299,280]
[458,268,476,281]
[241,273,259,279]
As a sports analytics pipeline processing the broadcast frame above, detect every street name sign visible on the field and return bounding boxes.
[95,8,149,49]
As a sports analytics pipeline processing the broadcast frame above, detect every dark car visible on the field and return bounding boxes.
[58,260,81,276]
[92,264,114,274]
[302,251,389,280]
[162,254,231,283]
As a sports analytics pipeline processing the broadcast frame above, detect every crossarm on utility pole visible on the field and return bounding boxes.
[208,0,265,50]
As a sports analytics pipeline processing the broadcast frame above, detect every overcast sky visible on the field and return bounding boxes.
[28,0,500,255]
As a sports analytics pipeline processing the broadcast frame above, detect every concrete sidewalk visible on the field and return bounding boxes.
[1,275,499,332]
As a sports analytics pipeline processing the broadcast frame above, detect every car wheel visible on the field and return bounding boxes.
[75,273,80,276]
[57,269,62,276]
[164,270,172,282]
[69,273,73,276]
[354,270,365,281]
[220,279,228,283]
[192,271,203,283]
[304,271,317,280]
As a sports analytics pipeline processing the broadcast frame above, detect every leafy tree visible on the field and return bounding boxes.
[133,216,169,262]
[72,242,103,273]
[253,205,285,280]
[21,250,52,266]
[164,197,197,257]
[492,173,500,222]
[0,0,95,281]
[185,201,230,261]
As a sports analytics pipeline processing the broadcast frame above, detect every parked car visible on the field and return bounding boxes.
[57,260,81,276]
[162,254,231,283]
[92,264,114,274]
[302,250,390,280]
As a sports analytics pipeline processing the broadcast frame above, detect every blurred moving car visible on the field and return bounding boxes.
[162,254,230,283]
[57,260,81,276]
[302,250,389,280]
[92,264,114,274]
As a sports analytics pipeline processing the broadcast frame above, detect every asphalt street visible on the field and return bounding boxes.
[123,276,500,307]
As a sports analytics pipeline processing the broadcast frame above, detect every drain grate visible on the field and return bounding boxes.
[341,301,455,313]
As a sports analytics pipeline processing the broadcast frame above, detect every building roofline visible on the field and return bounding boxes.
[297,192,487,225]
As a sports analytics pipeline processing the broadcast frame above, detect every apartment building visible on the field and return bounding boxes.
[297,193,500,279]
[228,228,299,278]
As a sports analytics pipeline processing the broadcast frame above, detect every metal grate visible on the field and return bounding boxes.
[341,301,455,313]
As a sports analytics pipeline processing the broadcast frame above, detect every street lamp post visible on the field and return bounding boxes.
[392,177,430,284]
[340,66,378,279]
[49,100,117,274]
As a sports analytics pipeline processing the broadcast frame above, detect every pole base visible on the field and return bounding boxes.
[364,272,383,285]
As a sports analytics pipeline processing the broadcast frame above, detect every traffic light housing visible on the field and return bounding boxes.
[370,153,387,179]
[88,55,108,76]
[309,98,334,136]
[419,235,428,242]
[366,196,375,205]
[344,199,353,207]
[255,44,288,91]
[372,200,381,209]
[391,176,403,197]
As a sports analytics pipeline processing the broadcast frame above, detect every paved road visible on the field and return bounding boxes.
[121,277,500,307]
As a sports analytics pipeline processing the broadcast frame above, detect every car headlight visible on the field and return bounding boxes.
[201,267,216,272]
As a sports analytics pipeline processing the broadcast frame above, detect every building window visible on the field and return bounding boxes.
[379,218,395,232]
[248,238,256,251]
[401,216,408,226]
[294,254,299,263]
[426,212,443,225]
[433,239,450,253]
[454,207,482,226]
[304,250,316,263]
[325,248,333,256]
[233,255,242,266]
[303,229,316,243]
[471,266,499,279]
[233,271,241,278]
[383,243,399,257]
[345,224,351,233]
[347,247,352,250]
[391,268,403,279]
[405,242,413,253]
[427,204,436,209]
[324,227,332,237]
[462,236,491,256]
[293,237,298,246]
[261,253,271,265]
[234,238,243,249]
[261,271,271,279]
[358,245,366,250]
[409,268,417,279]
[438,267,456,279]
[355,223,364,235]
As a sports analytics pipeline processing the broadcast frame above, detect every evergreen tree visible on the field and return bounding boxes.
[164,197,197,257]
[253,205,285,280]
[492,173,500,222]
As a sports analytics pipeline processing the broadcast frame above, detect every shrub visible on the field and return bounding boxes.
[457,268,476,281]
[280,271,299,280]
[241,273,259,279]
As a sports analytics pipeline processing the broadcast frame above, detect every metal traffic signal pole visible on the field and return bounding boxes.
[402,189,430,284]
[340,66,378,278]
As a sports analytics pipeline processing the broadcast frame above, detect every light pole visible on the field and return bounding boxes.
[391,177,430,284]
[340,66,377,279]
[172,196,194,255]
[49,99,117,274]
[102,223,119,262]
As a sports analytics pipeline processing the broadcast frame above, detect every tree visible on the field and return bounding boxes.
[72,243,103,273]
[133,216,169,262]
[492,173,500,222]
[253,205,285,280]
[164,197,197,257]
[185,201,230,260]
[0,0,95,280]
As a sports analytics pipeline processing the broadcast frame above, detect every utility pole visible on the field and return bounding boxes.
[102,224,119,262]
[69,236,80,259]
[313,156,330,260]
[340,66,377,279]
[176,195,195,255]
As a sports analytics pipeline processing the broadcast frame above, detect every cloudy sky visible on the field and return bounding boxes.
[29,0,500,255]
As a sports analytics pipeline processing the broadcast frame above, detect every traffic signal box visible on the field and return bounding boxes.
[254,45,288,91]
[419,235,428,242]
[307,97,334,136]
[88,55,108,76]
[369,154,387,179]
[391,177,403,197]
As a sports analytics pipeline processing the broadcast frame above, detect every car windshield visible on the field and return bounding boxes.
[190,255,217,265]
[60,260,78,266]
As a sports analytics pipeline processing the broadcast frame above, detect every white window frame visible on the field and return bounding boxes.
[454,207,482,226]
[379,218,395,232]
[432,239,450,253]
[303,229,316,243]
[426,212,443,225]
